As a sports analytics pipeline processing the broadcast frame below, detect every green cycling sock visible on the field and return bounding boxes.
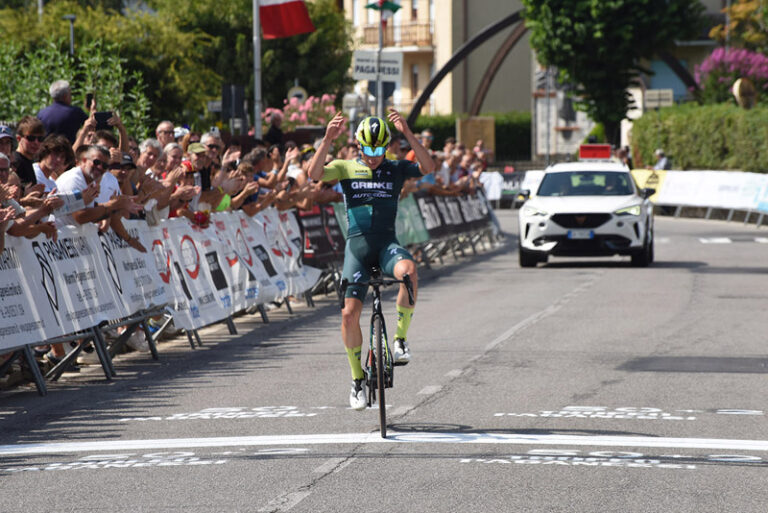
[346,345,364,380]
[395,304,415,341]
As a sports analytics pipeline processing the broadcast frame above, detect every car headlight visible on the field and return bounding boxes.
[614,205,641,216]
[522,205,548,217]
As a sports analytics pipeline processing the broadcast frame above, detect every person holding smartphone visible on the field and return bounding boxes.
[36,80,88,145]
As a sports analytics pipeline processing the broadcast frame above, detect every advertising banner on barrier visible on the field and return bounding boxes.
[159,218,230,330]
[300,205,343,266]
[211,212,261,313]
[245,212,290,302]
[0,237,58,350]
[396,195,430,246]
[107,221,168,313]
[21,223,126,337]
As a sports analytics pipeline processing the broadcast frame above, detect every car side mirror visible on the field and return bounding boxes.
[642,188,656,199]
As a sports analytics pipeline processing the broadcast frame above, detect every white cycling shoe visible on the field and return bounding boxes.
[349,379,366,410]
[393,338,411,365]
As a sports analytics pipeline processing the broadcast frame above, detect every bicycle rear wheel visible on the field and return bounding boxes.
[374,314,387,438]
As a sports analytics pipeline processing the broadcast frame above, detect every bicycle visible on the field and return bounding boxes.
[339,266,414,438]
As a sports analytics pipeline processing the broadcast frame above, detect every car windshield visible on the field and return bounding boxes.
[537,171,635,197]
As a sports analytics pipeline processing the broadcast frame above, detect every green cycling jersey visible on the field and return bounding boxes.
[321,158,422,238]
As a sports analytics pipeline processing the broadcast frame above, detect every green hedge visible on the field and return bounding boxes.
[411,111,531,161]
[632,103,768,172]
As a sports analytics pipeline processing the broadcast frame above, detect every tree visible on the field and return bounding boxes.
[147,0,355,115]
[0,1,218,126]
[522,0,705,145]
[710,0,768,53]
[0,39,151,137]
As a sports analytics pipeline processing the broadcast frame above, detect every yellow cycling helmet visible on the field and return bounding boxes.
[355,116,391,157]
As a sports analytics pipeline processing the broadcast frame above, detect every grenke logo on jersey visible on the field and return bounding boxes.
[350,181,393,191]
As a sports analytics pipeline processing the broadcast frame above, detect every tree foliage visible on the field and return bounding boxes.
[710,0,768,53]
[522,0,705,144]
[0,38,151,137]
[1,0,354,127]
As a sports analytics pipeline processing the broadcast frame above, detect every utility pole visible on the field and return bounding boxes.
[252,0,263,139]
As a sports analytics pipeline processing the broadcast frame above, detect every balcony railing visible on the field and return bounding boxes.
[362,22,433,47]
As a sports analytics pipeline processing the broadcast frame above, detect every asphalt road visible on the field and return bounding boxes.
[2,209,768,512]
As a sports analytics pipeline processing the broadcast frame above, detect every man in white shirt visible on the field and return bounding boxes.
[55,145,145,251]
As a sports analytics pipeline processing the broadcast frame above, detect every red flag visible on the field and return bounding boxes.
[260,0,315,39]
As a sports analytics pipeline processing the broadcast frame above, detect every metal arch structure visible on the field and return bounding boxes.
[406,11,523,126]
[469,21,528,116]
[407,10,699,125]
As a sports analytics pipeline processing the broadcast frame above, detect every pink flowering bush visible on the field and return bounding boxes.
[262,94,337,132]
[695,47,768,104]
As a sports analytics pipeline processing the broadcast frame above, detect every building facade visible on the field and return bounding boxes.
[342,0,530,117]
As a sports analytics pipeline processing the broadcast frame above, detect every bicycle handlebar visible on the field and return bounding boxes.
[337,273,415,309]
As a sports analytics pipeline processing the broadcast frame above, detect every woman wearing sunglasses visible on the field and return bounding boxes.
[308,108,435,411]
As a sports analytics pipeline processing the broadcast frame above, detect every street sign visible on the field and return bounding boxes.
[287,85,308,103]
[207,100,222,113]
[644,89,674,109]
[353,49,403,82]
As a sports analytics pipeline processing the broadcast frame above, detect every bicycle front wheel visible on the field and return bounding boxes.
[374,314,387,438]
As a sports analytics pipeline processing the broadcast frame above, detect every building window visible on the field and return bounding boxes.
[412,0,418,20]
[352,0,358,26]
[412,64,419,95]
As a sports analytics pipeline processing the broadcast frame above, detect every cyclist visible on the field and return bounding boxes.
[308,108,435,410]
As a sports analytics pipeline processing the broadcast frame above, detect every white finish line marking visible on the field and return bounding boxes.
[4,432,768,457]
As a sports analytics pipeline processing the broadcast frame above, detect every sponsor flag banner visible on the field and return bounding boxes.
[260,0,315,39]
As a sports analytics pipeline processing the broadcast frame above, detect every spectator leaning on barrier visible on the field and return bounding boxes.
[155,120,175,148]
[0,126,13,159]
[12,116,45,188]
[137,138,162,178]
[34,135,73,193]
[37,80,88,145]
[55,145,145,251]
[162,142,184,177]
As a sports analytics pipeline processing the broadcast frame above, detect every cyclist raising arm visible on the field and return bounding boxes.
[308,108,434,410]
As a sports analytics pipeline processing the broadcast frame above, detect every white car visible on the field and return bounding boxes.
[517,161,655,267]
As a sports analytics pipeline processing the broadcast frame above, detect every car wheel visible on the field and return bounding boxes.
[631,230,653,267]
[519,242,540,268]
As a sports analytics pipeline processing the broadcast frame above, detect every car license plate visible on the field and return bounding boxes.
[567,229,594,240]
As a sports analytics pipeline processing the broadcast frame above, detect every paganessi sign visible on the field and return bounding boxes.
[353,49,403,82]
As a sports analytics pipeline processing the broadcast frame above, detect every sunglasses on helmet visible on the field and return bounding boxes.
[361,145,386,157]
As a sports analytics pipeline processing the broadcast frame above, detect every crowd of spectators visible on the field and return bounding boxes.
[0,79,494,381]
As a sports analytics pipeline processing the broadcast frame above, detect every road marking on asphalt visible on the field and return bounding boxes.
[699,237,731,244]
[257,490,311,512]
[390,405,414,417]
[484,278,596,353]
[417,385,442,395]
[5,432,768,457]
[445,369,463,379]
[313,457,353,474]
[756,237,768,244]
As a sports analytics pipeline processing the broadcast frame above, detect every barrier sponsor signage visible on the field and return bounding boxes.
[0,191,493,353]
